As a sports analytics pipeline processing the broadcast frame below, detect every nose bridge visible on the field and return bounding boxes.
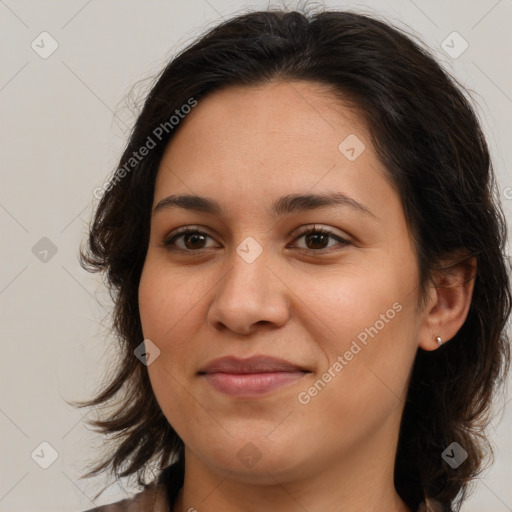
[207,239,289,334]
[229,241,270,295]
[222,232,272,295]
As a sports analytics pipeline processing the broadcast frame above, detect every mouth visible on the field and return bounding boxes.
[198,355,310,397]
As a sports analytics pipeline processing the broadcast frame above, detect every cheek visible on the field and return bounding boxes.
[138,265,197,434]
[138,259,201,341]
[139,261,163,337]
[306,260,415,345]
[138,260,205,390]
[307,258,420,401]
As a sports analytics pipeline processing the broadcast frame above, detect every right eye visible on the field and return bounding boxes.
[162,228,219,253]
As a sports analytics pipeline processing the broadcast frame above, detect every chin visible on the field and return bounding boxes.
[197,436,309,485]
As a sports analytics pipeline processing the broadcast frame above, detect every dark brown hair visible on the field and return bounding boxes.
[79,8,511,511]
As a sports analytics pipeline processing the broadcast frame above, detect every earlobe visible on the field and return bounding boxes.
[418,256,476,352]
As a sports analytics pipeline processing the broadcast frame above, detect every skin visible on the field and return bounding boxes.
[138,80,475,512]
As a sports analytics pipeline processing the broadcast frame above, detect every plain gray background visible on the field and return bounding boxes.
[1,1,511,511]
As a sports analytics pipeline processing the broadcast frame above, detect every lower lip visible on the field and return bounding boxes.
[203,371,306,397]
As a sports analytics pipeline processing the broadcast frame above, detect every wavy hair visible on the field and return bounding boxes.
[79,8,511,511]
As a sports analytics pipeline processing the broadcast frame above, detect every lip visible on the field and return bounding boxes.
[199,355,310,397]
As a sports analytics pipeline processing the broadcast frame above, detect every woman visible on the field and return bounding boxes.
[79,7,511,512]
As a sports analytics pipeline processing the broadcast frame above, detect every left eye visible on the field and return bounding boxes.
[162,226,349,253]
[289,226,350,252]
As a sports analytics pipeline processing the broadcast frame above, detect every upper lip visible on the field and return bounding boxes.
[199,355,308,374]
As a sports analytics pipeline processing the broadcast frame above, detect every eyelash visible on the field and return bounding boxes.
[161,225,351,255]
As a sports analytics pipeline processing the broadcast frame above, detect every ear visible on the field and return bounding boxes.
[418,256,477,351]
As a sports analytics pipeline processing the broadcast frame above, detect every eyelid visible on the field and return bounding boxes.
[291,223,349,239]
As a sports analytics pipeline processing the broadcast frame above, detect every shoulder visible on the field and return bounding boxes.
[82,484,169,512]
[81,461,183,512]
[81,486,168,511]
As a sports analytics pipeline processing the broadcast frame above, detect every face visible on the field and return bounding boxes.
[138,80,425,484]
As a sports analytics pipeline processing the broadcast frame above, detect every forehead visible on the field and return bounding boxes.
[153,80,396,221]
[161,80,367,161]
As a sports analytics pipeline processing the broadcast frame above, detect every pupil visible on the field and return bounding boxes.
[307,233,327,249]
[185,233,205,249]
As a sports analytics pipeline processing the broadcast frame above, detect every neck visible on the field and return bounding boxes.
[173,414,411,512]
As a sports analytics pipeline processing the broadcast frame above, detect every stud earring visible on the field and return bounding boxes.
[436,336,443,346]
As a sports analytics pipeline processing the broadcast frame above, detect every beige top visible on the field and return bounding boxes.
[84,485,170,512]
[84,487,444,512]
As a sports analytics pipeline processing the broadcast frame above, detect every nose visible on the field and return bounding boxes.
[206,250,290,336]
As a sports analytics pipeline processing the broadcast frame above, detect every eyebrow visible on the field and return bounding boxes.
[152,192,378,219]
